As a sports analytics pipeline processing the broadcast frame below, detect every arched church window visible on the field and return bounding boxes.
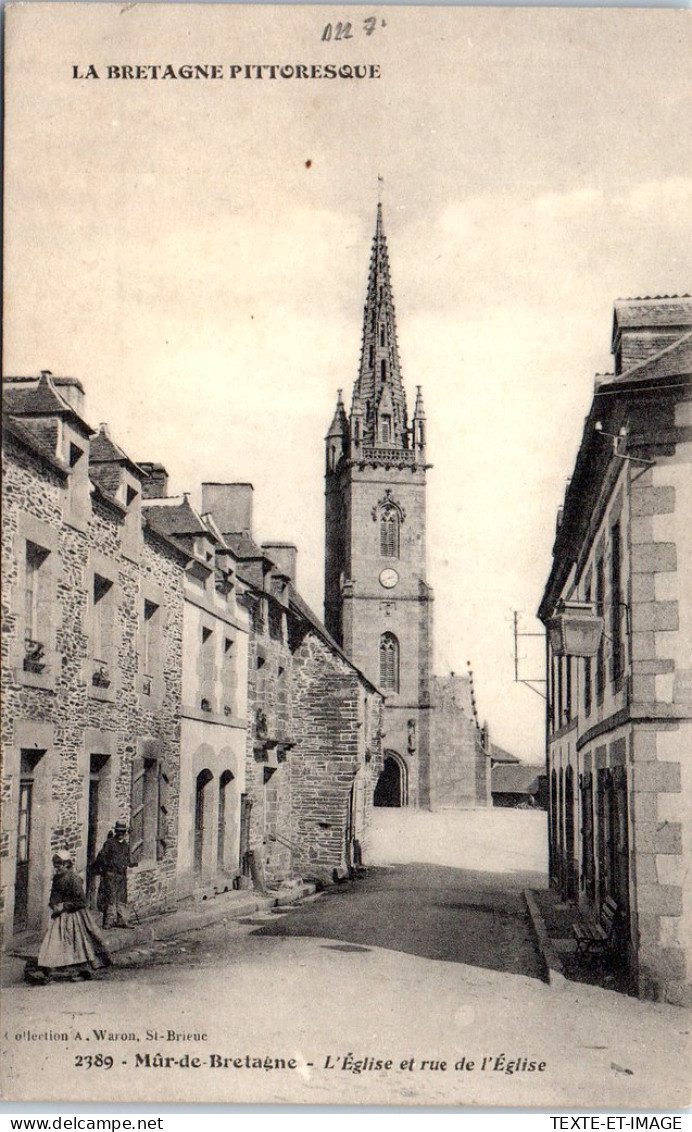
[380,507,399,557]
[380,325,385,346]
[381,359,387,382]
[379,633,399,692]
[381,414,391,444]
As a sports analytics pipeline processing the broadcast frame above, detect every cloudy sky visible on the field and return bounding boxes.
[5,3,691,758]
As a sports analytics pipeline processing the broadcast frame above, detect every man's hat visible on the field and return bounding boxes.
[114,820,128,833]
[53,849,72,863]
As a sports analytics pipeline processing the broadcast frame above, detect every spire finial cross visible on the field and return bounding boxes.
[377,174,384,205]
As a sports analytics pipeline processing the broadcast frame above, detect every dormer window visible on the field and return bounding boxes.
[126,484,138,507]
[69,443,83,468]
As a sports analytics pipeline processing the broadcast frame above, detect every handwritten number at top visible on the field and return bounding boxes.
[321,17,387,41]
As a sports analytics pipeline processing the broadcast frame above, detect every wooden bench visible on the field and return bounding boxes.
[573,896,620,960]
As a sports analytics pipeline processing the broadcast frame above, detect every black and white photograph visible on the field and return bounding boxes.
[1,2,691,1111]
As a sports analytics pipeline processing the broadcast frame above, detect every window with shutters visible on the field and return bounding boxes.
[595,557,606,704]
[91,573,115,694]
[222,636,236,716]
[379,632,399,692]
[610,522,624,685]
[130,756,169,864]
[141,598,162,699]
[583,574,593,716]
[14,519,58,690]
[200,625,215,712]
[380,508,400,558]
[23,542,50,674]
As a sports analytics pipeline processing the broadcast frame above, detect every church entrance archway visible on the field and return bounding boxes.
[374,751,408,807]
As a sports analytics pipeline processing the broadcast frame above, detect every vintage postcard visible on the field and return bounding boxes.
[2,1,691,1110]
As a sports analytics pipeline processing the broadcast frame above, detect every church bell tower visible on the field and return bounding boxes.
[325,204,433,808]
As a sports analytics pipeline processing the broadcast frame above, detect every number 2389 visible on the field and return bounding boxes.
[75,1054,114,1069]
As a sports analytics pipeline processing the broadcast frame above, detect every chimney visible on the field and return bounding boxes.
[262,542,298,586]
[51,375,86,417]
[201,483,254,536]
[612,296,692,375]
[139,462,169,499]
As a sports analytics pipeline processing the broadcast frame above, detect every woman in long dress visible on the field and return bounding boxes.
[27,851,112,983]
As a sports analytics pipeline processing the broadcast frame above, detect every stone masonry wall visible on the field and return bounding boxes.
[1,428,185,945]
[290,632,381,881]
[629,421,692,1005]
[1,435,66,941]
[429,673,488,810]
[242,592,294,887]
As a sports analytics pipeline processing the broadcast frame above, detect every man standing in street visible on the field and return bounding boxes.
[93,821,134,929]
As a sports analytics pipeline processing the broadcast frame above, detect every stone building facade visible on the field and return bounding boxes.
[200,483,384,888]
[2,372,384,951]
[324,205,433,808]
[141,487,249,902]
[1,374,185,946]
[538,297,692,1005]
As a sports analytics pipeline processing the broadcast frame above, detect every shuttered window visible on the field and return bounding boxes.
[130,756,169,863]
[130,756,145,864]
[157,765,169,862]
[379,633,399,692]
[380,509,399,558]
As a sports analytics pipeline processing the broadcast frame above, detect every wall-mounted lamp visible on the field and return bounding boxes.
[548,600,604,657]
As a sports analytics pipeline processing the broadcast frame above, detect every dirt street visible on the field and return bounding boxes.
[2,810,689,1108]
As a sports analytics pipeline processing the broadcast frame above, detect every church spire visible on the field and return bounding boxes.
[354,204,408,448]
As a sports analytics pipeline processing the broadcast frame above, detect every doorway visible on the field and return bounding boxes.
[217,769,234,871]
[374,752,407,807]
[86,753,110,897]
[194,768,213,873]
[13,749,46,933]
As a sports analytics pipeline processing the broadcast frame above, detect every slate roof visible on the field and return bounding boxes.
[613,294,692,337]
[490,743,521,765]
[492,763,544,795]
[2,414,69,475]
[539,325,692,623]
[2,375,87,426]
[223,532,268,561]
[287,584,380,695]
[143,497,211,538]
[614,330,692,386]
[90,426,144,475]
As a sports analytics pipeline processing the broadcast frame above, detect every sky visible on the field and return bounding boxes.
[4,3,692,759]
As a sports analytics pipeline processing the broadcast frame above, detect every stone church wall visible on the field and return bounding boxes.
[429,674,491,809]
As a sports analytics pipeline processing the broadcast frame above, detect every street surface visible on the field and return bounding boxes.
[2,809,690,1108]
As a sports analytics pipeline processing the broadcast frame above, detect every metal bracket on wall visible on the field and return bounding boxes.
[513,610,547,700]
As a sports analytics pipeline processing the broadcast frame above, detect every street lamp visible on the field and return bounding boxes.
[547,601,604,657]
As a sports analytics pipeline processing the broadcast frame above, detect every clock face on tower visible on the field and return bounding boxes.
[379,567,399,589]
